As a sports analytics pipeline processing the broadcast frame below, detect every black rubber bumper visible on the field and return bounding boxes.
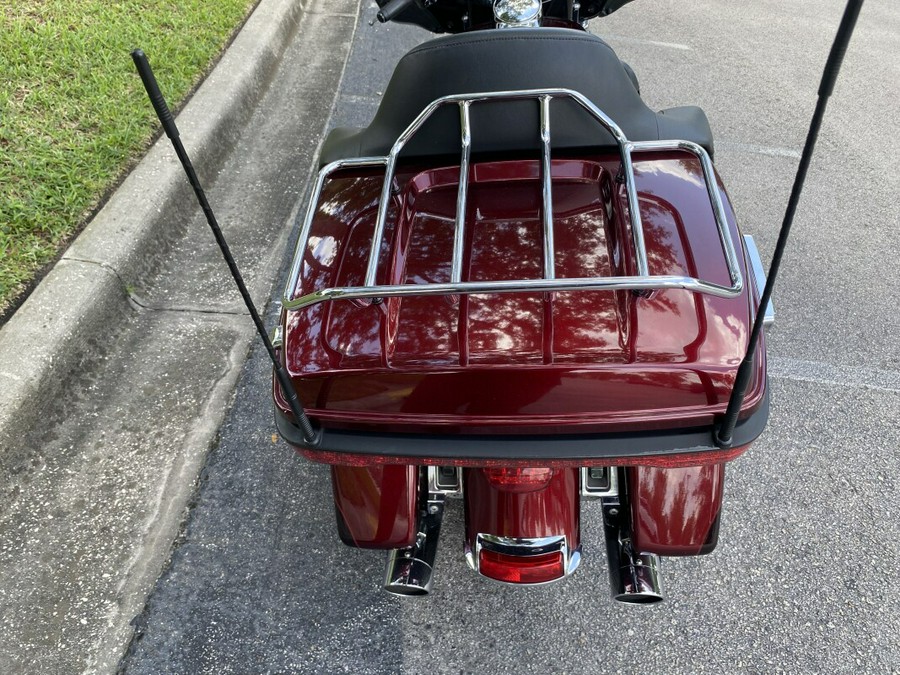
[275,390,769,462]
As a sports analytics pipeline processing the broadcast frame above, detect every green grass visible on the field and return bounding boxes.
[0,0,258,315]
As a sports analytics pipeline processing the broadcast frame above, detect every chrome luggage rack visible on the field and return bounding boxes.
[282,88,743,311]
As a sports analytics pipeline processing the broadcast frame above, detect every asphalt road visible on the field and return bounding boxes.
[123,1,900,673]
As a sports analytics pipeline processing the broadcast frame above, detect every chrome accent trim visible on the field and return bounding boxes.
[493,0,542,28]
[427,465,462,496]
[384,491,445,597]
[742,234,775,327]
[466,533,581,583]
[580,466,618,499]
[283,88,743,312]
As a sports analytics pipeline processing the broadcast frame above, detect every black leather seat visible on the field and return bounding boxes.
[320,28,713,166]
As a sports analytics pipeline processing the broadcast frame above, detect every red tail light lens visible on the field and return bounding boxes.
[482,467,554,492]
[479,550,566,584]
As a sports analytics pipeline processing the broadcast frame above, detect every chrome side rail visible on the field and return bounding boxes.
[283,88,743,312]
[742,234,775,327]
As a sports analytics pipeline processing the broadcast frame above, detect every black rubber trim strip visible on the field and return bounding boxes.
[275,389,769,461]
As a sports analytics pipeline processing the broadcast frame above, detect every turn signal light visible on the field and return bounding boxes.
[478,550,565,584]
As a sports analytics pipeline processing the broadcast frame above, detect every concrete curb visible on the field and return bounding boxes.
[0,0,309,451]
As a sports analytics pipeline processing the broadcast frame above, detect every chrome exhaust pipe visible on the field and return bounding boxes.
[607,539,663,605]
[602,498,664,605]
[384,492,444,596]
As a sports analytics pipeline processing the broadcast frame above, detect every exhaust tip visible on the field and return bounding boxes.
[614,590,664,605]
[611,551,664,605]
[384,583,430,597]
[383,492,444,597]
[604,515,665,605]
[384,555,434,597]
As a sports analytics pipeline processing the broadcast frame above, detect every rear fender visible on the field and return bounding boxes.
[463,467,581,583]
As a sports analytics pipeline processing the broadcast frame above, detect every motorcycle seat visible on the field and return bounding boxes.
[320,28,714,166]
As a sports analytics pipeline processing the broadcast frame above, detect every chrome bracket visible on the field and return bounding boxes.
[427,465,463,496]
[580,466,618,499]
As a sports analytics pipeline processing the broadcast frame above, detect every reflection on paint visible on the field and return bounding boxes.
[280,154,763,427]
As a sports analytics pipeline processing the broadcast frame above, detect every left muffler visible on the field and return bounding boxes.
[384,492,445,596]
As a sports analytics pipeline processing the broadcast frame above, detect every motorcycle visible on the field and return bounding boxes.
[271,0,771,604]
[134,0,862,604]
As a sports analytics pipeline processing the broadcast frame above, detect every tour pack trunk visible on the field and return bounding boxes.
[272,134,768,596]
[274,151,767,449]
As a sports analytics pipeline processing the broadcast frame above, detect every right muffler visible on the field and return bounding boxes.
[604,524,664,604]
[601,476,664,605]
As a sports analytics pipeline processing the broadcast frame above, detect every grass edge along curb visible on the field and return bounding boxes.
[0,0,307,451]
[0,0,261,318]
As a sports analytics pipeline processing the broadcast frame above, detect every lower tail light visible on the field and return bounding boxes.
[482,467,554,492]
[478,549,566,584]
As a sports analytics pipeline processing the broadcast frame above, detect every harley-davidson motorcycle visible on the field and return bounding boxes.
[270,0,774,604]
[134,0,861,604]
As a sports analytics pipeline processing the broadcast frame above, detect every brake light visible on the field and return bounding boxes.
[298,446,751,469]
[482,467,554,492]
[479,550,565,584]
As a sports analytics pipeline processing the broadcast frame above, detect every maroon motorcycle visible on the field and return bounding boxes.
[134,0,862,604]
[272,0,771,603]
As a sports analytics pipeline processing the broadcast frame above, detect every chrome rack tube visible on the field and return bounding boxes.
[282,88,745,314]
[694,143,742,288]
[284,156,388,303]
[286,273,741,310]
[619,143,649,277]
[451,101,473,283]
[540,95,556,280]
[564,93,650,278]
[364,94,466,289]
[366,152,399,289]
[626,138,743,293]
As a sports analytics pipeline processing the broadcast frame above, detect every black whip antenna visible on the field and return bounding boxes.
[715,0,865,447]
[131,49,319,445]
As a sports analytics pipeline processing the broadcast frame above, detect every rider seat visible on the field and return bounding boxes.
[320,27,714,165]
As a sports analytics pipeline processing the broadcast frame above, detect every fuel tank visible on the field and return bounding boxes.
[276,151,766,438]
